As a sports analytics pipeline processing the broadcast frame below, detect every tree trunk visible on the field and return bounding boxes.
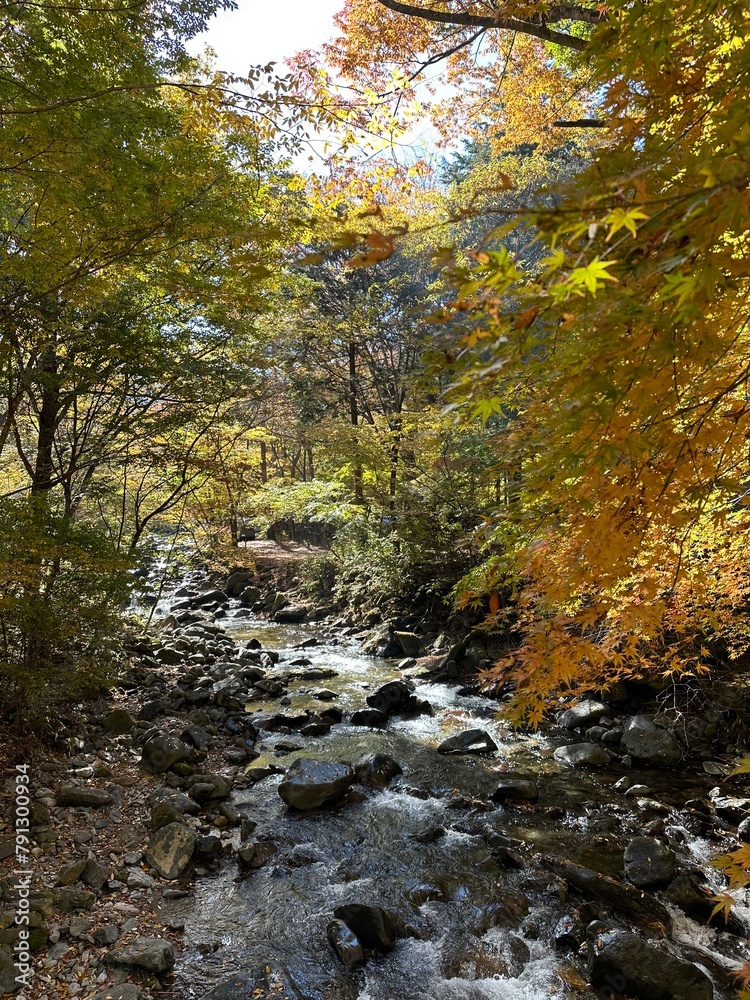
[349,340,364,504]
[31,340,60,494]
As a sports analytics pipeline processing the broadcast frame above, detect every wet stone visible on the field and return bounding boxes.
[278,758,355,811]
[491,778,539,802]
[333,903,399,952]
[354,753,403,788]
[587,926,713,1000]
[327,918,366,969]
[437,729,498,755]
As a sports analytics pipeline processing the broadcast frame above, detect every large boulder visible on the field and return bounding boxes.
[202,963,307,999]
[437,729,498,755]
[145,822,197,880]
[278,758,355,811]
[553,743,610,767]
[624,837,677,888]
[103,937,175,974]
[332,903,399,952]
[587,927,713,1000]
[558,700,612,730]
[621,717,682,766]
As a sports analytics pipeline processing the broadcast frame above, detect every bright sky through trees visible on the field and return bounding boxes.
[189,0,342,73]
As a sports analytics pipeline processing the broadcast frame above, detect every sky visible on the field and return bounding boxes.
[189,0,344,75]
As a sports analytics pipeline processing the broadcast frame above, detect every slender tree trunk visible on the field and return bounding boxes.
[260,440,268,483]
[349,340,364,504]
[31,340,60,494]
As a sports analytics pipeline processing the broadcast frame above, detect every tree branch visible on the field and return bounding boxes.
[375,0,592,51]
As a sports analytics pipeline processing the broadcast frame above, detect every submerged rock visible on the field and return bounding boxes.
[587,926,713,1000]
[278,758,355,811]
[437,729,498,755]
[202,962,307,999]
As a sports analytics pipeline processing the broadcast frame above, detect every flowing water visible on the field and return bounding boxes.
[162,611,750,1000]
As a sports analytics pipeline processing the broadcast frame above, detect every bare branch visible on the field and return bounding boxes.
[376,0,592,51]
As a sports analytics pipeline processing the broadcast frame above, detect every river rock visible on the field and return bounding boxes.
[621,718,681,766]
[104,937,175,974]
[624,837,677,888]
[491,778,539,802]
[587,926,713,1000]
[89,986,144,1000]
[351,708,387,728]
[438,729,498,755]
[665,873,746,935]
[141,734,192,774]
[553,743,610,767]
[273,605,308,624]
[278,758,355,811]
[366,679,431,718]
[354,753,403,788]
[237,840,278,869]
[394,631,422,657]
[227,569,255,594]
[94,925,119,946]
[145,822,197,880]
[559,700,612,730]
[327,918,366,969]
[202,963,306,999]
[738,816,750,842]
[547,857,672,935]
[57,784,113,808]
[333,903,399,951]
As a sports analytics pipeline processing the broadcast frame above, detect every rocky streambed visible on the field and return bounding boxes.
[1,565,750,1000]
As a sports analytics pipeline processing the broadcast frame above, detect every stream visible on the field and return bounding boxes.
[150,608,750,1000]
